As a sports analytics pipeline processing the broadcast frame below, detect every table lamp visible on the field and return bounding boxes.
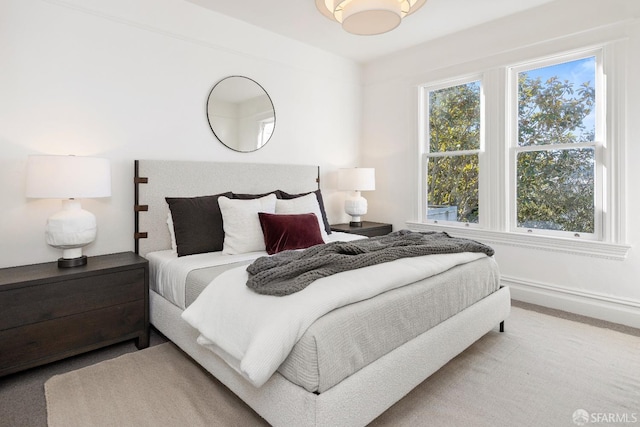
[338,167,375,227]
[26,155,111,268]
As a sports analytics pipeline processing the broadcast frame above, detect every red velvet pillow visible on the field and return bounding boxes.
[258,212,325,255]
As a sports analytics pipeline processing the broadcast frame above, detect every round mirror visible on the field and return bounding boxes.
[206,76,276,152]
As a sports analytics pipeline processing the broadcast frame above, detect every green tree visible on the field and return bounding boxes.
[427,82,480,223]
[516,72,595,233]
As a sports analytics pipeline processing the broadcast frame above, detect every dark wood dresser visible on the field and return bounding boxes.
[0,252,149,377]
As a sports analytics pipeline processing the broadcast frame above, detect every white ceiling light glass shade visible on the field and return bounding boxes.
[316,0,427,35]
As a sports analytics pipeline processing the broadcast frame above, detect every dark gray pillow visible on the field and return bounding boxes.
[166,192,232,257]
[232,191,282,200]
[278,189,332,234]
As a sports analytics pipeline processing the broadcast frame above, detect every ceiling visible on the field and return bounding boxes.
[186,0,556,63]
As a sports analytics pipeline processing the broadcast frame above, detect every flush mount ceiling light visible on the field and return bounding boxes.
[315,0,427,35]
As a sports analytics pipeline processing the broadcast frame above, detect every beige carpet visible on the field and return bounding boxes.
[46,307,640,427]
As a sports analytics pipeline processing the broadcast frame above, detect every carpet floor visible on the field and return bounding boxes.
[44,305,640,427]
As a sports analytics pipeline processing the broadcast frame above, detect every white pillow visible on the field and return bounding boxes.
[219,194,277,254]
[275,193,328,240]
[167,212,177,252]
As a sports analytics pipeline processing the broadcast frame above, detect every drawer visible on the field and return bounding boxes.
[0,300,144,374]
[358,226,392,237]
[0,269,145,331]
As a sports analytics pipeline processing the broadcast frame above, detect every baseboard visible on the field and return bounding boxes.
[502,275,640,329]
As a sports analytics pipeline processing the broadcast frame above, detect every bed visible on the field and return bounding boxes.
[134,159,511,426]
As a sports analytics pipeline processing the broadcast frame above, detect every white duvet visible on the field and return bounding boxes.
[181,251,487,388]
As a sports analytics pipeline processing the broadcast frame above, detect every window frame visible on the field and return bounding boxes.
[507,49,604,241]
[419,74,486,228]
[411,42,630,260]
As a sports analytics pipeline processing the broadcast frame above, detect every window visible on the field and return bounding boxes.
[414,45,628,258]
[511,54,600,239]
[422,78,482,225]
[258,117,274,148]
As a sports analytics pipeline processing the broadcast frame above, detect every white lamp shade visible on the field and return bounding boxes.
[26,155,111,199]
[338,168,375,191]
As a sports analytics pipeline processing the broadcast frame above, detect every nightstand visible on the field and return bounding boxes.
[0,252,149,377]
[330,221,392,237]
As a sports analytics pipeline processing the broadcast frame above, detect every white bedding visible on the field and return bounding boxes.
[181,251,488,388]
[148,250,264,309]
[147,231,364,309]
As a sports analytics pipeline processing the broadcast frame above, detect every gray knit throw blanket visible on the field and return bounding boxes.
[246,229,494,296]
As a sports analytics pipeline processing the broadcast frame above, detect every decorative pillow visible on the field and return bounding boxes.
[275,193,328,240]
[258,213,324,255]
[167,213,177,252]
[219,194,277,254]
[279,189,332,235]
[165,192,232,257]
[232,191,281,200]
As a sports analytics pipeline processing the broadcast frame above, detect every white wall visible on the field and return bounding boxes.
[4,0,638,328]
[0,0,361,268]
[361,0,640,327]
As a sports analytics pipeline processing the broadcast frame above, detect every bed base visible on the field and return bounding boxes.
[150,286,511,427]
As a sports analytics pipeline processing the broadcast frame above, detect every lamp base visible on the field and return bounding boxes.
[344,192,367,229]
[58,255,87,268]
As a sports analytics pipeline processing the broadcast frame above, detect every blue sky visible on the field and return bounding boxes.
[525,57,595,87]
[522,57,596,138]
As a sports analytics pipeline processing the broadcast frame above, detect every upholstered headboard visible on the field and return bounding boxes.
[134,160,319,257]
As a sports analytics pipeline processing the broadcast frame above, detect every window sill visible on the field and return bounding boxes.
[406,221,631,260]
